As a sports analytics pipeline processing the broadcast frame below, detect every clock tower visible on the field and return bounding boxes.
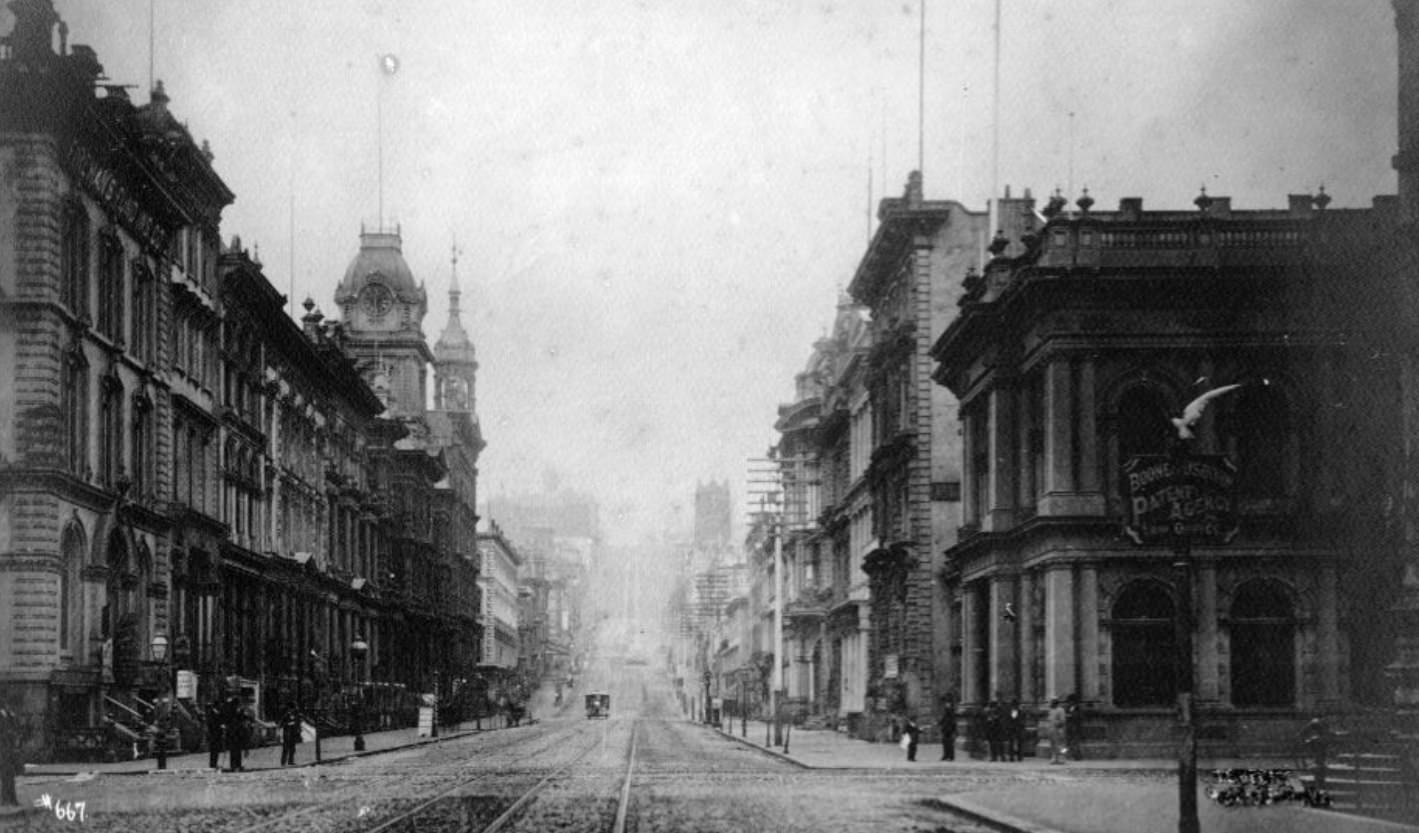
[334,226,431,417]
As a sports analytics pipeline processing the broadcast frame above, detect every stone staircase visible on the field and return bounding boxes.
[1300,735,1419,825]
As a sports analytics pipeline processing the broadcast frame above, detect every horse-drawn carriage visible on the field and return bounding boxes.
[585,692,610,719]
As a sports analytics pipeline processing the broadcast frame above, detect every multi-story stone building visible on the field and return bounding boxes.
[0,2,486,760]
[776,295,876,733]
[845,172,988,738]
[0,1,233,757]
[921,2,1419,758]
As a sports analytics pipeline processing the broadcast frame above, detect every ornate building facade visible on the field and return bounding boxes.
[0,2,486,761]
[845,173,987,739]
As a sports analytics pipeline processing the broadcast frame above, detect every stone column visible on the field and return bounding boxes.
[1044,566,1076,700]
[1019,570,1037,702]
[962,410,979,525]
[1078,562,1100,702]
[1042,359,1076,512]
[1076,359,1104,514]
[962,584,983,704]
[1197,559,1220,702]
[989,574,1018,700]
[986,386,1017,532]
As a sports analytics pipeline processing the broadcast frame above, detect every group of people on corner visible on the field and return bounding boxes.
[897,694,1084,763]
[203,696,305,771]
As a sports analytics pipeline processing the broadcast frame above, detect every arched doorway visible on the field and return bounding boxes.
[103,528,141,687]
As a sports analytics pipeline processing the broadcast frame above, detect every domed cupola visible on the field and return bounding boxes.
[335,226,427,328]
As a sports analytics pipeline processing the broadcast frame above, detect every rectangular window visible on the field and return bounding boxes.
[99,379,122,488]
[97,233,125,341]
[61,201,90,316]
[131,399,151,498]
[131,262,155,363]
[61,353,88,477]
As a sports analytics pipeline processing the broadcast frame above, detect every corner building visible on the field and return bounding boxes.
[931,187,1413,755]
[0,1,232,756]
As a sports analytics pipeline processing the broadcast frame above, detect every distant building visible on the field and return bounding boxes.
[477,525,524,669]
[693,480,732,553]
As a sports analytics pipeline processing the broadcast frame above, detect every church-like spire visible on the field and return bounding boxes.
[434,237,477,412]
[435,239,473,355]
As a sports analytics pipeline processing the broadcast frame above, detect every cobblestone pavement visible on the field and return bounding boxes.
[1,666,1193,833]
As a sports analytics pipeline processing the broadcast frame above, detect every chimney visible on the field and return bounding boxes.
[1118,197,1143,221]
[7,0,59,62]
[1398,1,1419,228]
[1287,194,1315,218]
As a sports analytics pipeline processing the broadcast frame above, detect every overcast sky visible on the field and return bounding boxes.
[37,0,1400,545]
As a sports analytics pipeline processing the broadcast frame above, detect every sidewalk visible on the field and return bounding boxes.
[20,715,521,778]
[712,718,1419,833]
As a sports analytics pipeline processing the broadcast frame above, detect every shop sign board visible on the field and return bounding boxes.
[1123,453,1239,545]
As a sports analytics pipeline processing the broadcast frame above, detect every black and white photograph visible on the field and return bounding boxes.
[1,1,1418,831]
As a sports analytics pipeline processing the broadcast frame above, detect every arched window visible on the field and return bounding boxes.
[1231,385,1290,498]
[1118,386,1172,459]
[1229,581,1295,707]
[1113,385,1173,503]
[1111,581,1177,707]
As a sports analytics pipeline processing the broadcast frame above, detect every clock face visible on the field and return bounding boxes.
[361,283,394,318]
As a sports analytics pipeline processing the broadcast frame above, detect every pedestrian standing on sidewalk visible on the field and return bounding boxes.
[223,696,247,772]
[279,704,301,766]
[901,715,921,762]
[1006,699,1024,761]
[984,700,1003,761]
[205,701,225,770]
[938,696,957,761]
[1048,699,1068,764]
[1065,693,1083,761]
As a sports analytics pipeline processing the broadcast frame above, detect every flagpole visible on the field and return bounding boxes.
[377,63,384,232]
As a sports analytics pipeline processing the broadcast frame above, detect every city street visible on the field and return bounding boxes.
[7,660,1411,833]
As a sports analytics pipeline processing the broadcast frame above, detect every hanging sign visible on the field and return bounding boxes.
[1123,453,1239,545]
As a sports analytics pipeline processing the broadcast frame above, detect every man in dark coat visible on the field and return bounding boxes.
[1065,693,1083,760]
[1006,699,1025,761]
[205,701,225,770]
[223,696,246,771]
[279,704,301,766]
[901,715,921,762]
[938,696,957,761]
[984,700,1003,762]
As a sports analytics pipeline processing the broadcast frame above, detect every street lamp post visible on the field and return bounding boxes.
[350,636,368,752]
[149,634,169,770]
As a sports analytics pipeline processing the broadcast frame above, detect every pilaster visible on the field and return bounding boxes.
[1078,562,1100,702]
[1044,565,1076,700]
[1197,559,1220,701]
[985,386,1017,532]
[988,573,1017,700]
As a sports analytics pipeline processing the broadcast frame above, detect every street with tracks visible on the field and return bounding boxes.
[5,661,1083,833]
